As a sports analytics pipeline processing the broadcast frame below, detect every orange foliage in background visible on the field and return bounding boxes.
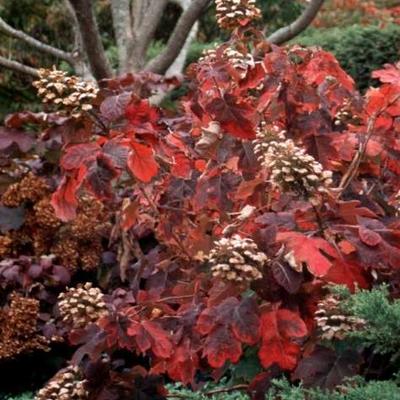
[314,0,400,28]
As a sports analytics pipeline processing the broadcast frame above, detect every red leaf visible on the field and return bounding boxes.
[277,232,337,277]
[372,63,400,86]
[171,152,191,179]
[203,325,242,368]
[51,167,86,221]
[141,320,173,359]
[165,339,199,384]
[61,143,100,170]
[121,199,139,231]
[337,201,378,225]
[127,141,159,182]
[359,226,382,247]
[125,99,160,132]
[259,339,301,371]
[127,319,173,359]
[258,309,307,370]
[196,297,239,335]
[231,297,260,345]
[277,309,308,339]
[205,94,256,139]
[323,260,369,292]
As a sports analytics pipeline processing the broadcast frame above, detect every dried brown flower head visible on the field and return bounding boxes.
[0,293,50,360]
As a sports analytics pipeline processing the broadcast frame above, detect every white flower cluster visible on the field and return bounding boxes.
[33,68,98,118]
[208,234,268,283]
[215,0,261,30]
[199,46,255,79]
[393,190,400,216]
[58,282,108,330]
[334,99,360,126]
[315,295,366,341]
[254,126,333,200]
[35,365,88,400]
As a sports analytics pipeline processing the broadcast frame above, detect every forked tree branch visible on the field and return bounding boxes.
[267,0,325,45]
[145,0,211,74]
[0,55,39,78]
[0,17,73,62]
[67,0,113,80]
[135,0,169,61]
[111,0,133,74]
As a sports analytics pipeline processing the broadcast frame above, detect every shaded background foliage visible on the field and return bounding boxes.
[0,0,302,119]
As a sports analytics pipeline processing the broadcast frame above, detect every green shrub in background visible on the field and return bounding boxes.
[1,394,33,400]
[167,378,400,400]
[293,24,400,92]
[3,379,400,400]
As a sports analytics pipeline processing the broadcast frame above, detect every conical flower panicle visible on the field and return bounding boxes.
[315,294,366,341]
[33,68,98,118]
[35,365,88,400]
[254,126,333,200]
[199,45,255,80]
[215,0,261,30]
[208,234,268,284]
[57,283,108,330]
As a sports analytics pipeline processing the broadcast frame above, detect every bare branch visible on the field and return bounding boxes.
[0,55,39,78]
[67,0,113,80]
[267,0,325,45]
[135,0,168,59]
[0,17,72,62]
[145,0,211,74]
[63,0,94,79]
[111,0,134,74]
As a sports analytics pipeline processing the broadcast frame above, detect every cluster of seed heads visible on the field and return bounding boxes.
[35,365,88,400]
[33,68,98,118]
[315,295,366,341]
[1,172,49,208]
[208,234,268,284]
[58,283,108,330]
[254,126,333,201]
[215,0,261,30]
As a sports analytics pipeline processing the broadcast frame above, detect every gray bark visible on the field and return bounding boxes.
[267,0,325,45]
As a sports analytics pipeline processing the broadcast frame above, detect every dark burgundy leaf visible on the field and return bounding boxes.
[271,261,303,294]
[0,127,35,152]
[86,154,119,199]
[61,143,100,170]
[100,92,132,122]
[231,297,260,345]
[293,346,361,389]
[102,140,129,169]
[205,94,256,139]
